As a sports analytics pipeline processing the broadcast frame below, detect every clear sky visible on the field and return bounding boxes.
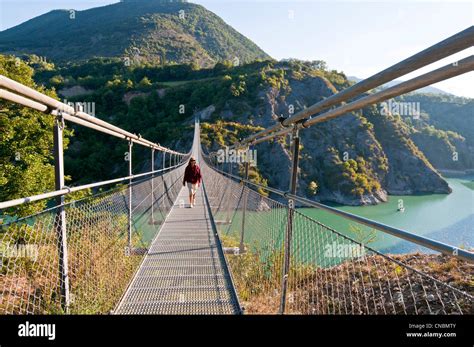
[1,0,472,97]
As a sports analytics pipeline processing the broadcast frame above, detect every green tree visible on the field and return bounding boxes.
[0,55,72,217]
[307,181,318,196]
[49,75,64,86]
[138,77,152,89]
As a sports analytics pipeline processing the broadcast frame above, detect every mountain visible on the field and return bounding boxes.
[347,76,452,96]
[0,0,270,67]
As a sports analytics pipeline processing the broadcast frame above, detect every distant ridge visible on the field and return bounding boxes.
[348,76,452,96]
[0,0,270,66]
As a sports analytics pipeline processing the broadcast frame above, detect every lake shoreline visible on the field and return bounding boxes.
[299,176,473,255]
[313,173,474,208]
[439,169,474,177]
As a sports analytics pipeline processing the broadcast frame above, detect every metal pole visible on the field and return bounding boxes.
[128,140,133,250]
[239,152,250,254]
[226,160,233,223]
[279,126,300,314]
[151,148,155,225]
[53,111,70,313]
[0,167,177,210]
[163,151,166,170]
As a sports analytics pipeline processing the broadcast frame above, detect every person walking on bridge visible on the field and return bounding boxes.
[183,156,201,208]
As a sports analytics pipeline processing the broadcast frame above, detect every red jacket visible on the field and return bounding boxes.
[183,164,202,185]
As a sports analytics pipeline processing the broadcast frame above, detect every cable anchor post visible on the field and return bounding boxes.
[279,124,300,314]
[53,109,70,313]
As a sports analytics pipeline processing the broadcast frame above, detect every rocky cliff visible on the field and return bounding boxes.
[202,61,451,205]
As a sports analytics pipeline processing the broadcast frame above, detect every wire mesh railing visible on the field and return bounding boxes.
[200,158,474,315]
[0,165,185,314]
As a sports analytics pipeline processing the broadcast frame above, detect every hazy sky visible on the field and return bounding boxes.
[1,0,472,97]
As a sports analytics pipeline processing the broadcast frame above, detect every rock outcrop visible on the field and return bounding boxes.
[203,67,453,205]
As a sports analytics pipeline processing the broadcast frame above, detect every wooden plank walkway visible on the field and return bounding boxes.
[115,185,241,314]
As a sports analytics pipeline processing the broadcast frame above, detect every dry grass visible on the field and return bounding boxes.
[221,238,474,315]
[0,210,143,314]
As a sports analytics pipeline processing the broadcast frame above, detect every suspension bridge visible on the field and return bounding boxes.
[0,27,473,315]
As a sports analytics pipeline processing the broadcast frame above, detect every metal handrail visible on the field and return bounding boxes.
[303,55,474,128]
[0,162,188,210]
[0,76,185,155]
[202,154,474,263]
[228,26,474,149]
[245,55,474,143]
[0,74,190,214]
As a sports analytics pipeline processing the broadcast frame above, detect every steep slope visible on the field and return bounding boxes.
[348,76,452,95]
[0,0,270,66]
[386,94,474,173]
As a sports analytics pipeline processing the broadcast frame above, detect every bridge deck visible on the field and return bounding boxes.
[115,185,241,314]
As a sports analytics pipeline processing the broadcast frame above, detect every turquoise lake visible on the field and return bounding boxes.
[299,176,474,254]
